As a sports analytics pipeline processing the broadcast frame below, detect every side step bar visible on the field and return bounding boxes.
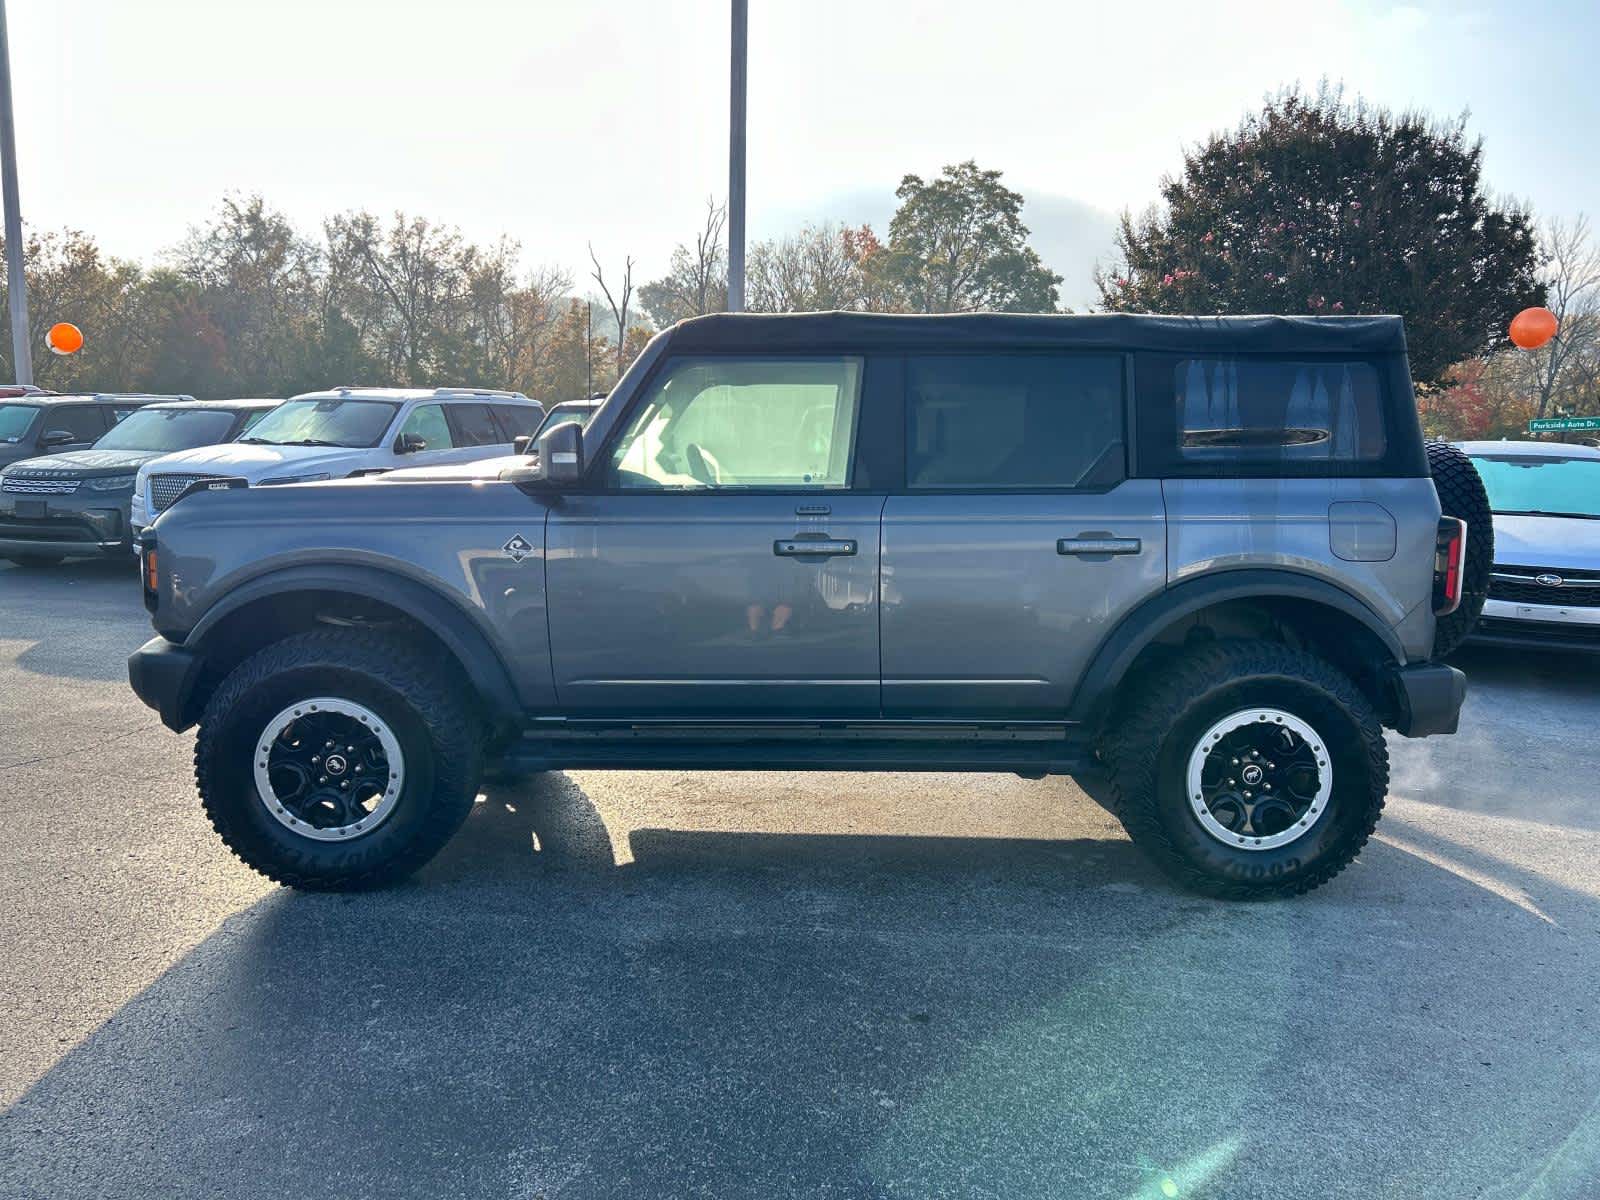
[493,731,1096,776]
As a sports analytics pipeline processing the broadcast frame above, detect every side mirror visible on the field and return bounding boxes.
[395,433,427,454]
[512,434,532,455]
[502,421,583,487]
[40,429,75,448]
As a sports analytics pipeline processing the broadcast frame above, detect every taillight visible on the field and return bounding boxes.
[1433,517,1466,616]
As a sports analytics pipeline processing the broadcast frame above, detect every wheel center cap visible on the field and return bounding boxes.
[1241,763,1264,786]
[324,753,349,776]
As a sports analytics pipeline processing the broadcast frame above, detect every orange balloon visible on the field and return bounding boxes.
[46,322,84,355]
[1509,306,1558,350]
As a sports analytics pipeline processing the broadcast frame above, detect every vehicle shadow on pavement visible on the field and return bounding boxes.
[5,772,1600,1199]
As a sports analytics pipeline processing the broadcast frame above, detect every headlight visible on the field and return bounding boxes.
[258,472,332,486]
[87,475,137,491]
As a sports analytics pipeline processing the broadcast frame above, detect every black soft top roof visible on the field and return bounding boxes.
[666,311,1408,356]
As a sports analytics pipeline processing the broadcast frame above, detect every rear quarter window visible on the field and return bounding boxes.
[1136,354,1393,477]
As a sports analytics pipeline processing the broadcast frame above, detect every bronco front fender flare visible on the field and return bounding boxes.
[182,563,524,729]
[1066,568,1407,723]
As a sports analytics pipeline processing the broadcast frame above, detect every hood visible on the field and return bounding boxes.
[1492,512,1600,571]
[137,442,373,483]
[2,448,164,477]
[379,454,524,482]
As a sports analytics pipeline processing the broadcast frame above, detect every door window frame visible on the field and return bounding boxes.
[587,352,871,495]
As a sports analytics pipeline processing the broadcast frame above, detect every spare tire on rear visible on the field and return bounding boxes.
[1426,439,1493,657]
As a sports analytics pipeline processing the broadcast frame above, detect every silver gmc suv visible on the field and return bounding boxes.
[128,313,1483,898]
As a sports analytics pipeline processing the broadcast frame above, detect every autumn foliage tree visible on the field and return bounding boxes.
[1097,87,1545,384]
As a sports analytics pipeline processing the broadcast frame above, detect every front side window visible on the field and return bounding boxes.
[609,357,861,489]
[94,408,238,452]
[1471,454,1600,520]
[242,398,401,449]
[44,405,107,444]
[1175,359,1385,461]
[397,404,454,450]
[906,354,1125,489]
[0,403,40,443]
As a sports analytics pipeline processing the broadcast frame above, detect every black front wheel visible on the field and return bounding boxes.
[195,630,484,890]
[1101,641,1388,899]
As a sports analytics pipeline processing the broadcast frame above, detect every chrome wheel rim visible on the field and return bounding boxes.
[253,697,404,842]
[1185,708,1331,851]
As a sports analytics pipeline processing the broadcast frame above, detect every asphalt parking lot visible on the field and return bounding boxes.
[2,559,1598,1199]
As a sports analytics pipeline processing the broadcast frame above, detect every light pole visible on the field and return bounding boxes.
[727,0,747,312]
[0,0,31,384]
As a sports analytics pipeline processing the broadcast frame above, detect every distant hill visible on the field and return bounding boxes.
[751,185,1121,312]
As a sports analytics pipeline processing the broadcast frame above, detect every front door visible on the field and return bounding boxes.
[547,354,882,717]
[880,352,1167,718]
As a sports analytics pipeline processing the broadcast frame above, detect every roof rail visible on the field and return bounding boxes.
[90,392,195,402]
[430,387,529,400]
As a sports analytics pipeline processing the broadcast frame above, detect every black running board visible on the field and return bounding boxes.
[494,731,1095,776]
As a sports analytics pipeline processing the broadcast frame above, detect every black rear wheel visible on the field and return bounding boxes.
[1101,640,1388,899]
[1427,439,1493,657]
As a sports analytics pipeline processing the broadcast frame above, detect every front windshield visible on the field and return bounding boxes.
[1471,453,1600,520]
[94,408,238,453]
[0,403,40,443]
[240,398,399,448]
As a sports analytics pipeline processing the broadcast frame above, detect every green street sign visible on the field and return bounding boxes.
[1528,416,1600,432]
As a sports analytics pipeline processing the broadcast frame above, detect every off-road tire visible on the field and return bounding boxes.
[1101,640,1388,899]
[4,553,64,567]
[1427,439,1493,657]
[195,630,484,890]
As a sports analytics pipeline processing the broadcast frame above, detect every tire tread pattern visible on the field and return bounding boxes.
[1101,640,1389,899]
[1427,439,1494,658]
[194,629,483,890]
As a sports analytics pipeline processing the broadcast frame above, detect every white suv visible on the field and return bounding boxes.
[132,387,543,530]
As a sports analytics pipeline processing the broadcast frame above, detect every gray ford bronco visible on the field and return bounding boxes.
[128,312,1484,898]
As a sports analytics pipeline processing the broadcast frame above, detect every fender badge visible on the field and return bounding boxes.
[501,534,535,562]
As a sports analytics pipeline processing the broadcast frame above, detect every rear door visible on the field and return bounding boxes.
[546,354,883,717]
[880,352,1166,718]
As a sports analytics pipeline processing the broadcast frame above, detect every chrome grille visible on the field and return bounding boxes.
[149,473,218,512]
[2,476,80,495]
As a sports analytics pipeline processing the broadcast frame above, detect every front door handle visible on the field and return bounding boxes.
[775,537,857,558]
[1058,537,1142,556]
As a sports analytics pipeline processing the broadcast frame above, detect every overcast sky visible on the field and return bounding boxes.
[9,0,1597,308]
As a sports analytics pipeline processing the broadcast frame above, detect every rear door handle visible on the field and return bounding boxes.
[1058,537,1142,556]
[775,538,857,557]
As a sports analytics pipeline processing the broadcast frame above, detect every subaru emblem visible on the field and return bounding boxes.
[1535,573,1564,587]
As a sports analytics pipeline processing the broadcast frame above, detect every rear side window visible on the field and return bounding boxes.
[492,404,542,440]
[1175,359,1385,462]
[444,403,503,447]
[1136,356,1389,477]
[905,354,1125,489]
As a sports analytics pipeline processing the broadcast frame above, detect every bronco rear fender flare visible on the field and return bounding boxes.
[1066,568,1407,723]
[184,563,525,728]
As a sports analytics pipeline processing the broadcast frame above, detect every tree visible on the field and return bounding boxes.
[747,223,877,312]
[588,244,638,379]
[1518,215,1600,420]
[1096,86,1545,385]
[880,161,1060,313]
[638,200,727,326]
